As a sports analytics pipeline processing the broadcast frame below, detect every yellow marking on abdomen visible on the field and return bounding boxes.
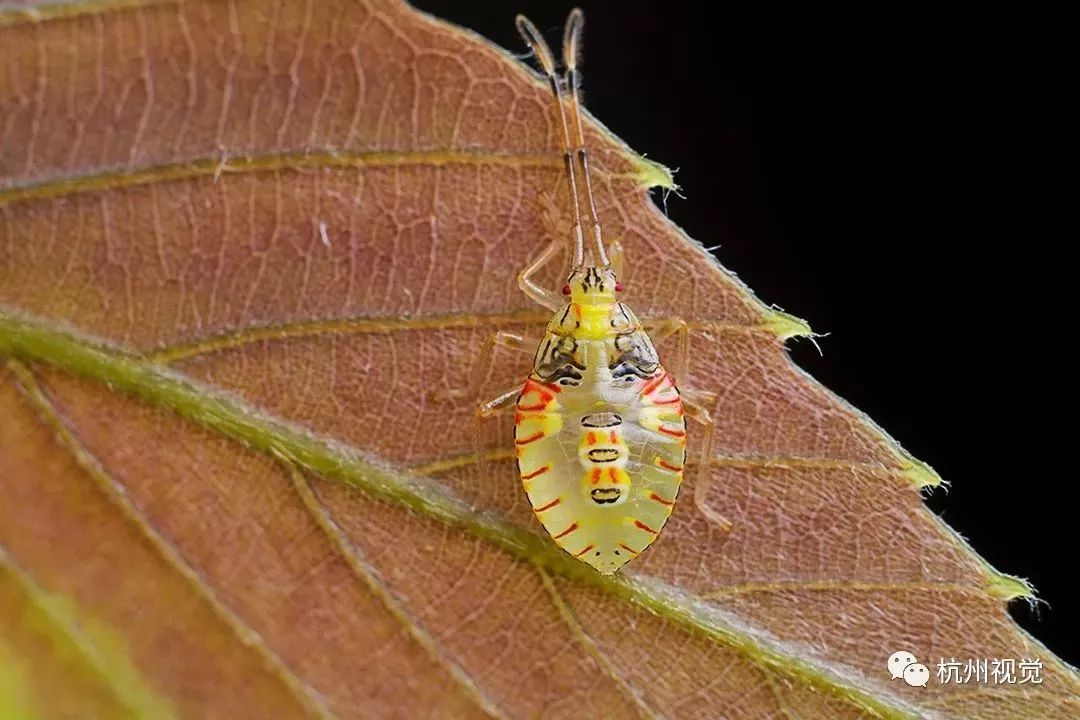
[515,412,563,439]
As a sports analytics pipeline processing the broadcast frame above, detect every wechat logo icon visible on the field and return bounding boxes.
[888,650,929,687]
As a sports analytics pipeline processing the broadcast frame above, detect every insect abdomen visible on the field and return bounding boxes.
[515,361,685,574]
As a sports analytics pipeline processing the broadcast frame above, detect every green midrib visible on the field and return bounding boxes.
[0,308,921,720]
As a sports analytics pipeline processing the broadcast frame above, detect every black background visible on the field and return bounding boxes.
[412,2,1079,668]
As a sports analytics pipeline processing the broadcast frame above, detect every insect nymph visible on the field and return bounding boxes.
[508,11,689,574]
[436,10,718,574]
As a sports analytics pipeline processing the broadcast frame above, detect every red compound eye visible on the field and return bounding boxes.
[562,284,572,295]
[615,281,625,292]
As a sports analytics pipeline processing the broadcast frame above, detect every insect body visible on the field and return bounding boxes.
[515,269,686,574]
[512,11,686,574]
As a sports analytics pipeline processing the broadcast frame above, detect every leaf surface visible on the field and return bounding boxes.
[0,1,1077,718]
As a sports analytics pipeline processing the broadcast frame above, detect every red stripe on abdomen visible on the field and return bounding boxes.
[641,372,668,397]
[634,520,659,534]
[523,378,561,395]
[521,465,550,480]
[650,492,675,506]
[534,497,562,513]
[553,523,579,540]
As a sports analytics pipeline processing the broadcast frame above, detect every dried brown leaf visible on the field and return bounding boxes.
[0,1,1077,718]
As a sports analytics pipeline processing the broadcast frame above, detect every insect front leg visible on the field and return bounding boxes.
[517,240,565,311]
[518,192,576,311]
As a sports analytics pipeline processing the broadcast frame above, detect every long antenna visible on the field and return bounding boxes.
[516,14,586,270]
[562,9,609,268]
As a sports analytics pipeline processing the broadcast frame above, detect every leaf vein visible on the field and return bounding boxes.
[757,668,800,720]
[410,448,908,484]
[0,542,171,719]
[146,312,776,364]
[0,309,965,720]
[280,458,509,720]
[705,580,989,600]
[537,567,666,720]
[6,359,336,720]
[0,0,178,29]
[0,150,564,208]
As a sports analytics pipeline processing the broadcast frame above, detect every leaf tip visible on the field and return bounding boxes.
[762,309,813,340]
[900,458,945,490]
[631,155,676,190]
[987,572,1037,603]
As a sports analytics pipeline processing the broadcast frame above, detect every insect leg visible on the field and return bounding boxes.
[683,398,733,533]
[667,336,724,528]
[645,318,691,385]
[466,384,523,492]
[429,331,531,404]
[645,318,720,407]
[477,386,521,419]
[517,240,565,311]
[516,191,577,311]
[680,385,720,408]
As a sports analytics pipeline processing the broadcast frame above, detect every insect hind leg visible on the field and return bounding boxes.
[645,308,730,533]
[682,397,733,534]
